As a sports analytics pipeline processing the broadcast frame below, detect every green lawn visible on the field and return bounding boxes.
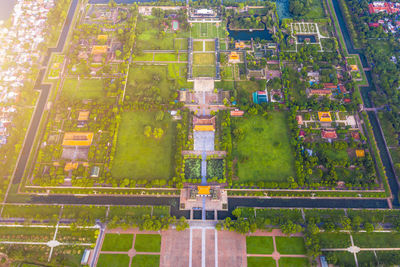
[318,233,351,248]
[174,38,188,50]
[97,254,130,267]
[127,65,172,102]
[191,23,225,38]
[357,251,377,266]
[193,66,216,77]
[193,53,215,65]
[101,234,133,252]
[136,18,189,50]
[233,112,296,183]
[324,251,355,266]
[179,53,188,61]
[247,257,276,267]
[111,111,176,180]
[154,53,178,61]
[62,78,104,100]
[205,41,215,51]
[193,41,203,52]
[278,257,309,267]
[246,236,274,254]
[134,234,161,252]
[352,232,400,248]
[275,237,306,255]
[131,255,160,267]
[133,53,154,61]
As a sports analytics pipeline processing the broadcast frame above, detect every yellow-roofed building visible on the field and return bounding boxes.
[194,125,215,132]
[64,162,79,171]
[78,111,90,121]
[229,52,240,63]
[235,41,245,49]
[197,186,210,195]
[62,132,94,147]
[356,149,365,158]
[318,112,332,122]
[91,45,108,55]
[97,35,108,41]
[350,65,358,71]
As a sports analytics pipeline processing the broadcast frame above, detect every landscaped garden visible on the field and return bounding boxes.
[97,254,130,267]
[134,234,161,252]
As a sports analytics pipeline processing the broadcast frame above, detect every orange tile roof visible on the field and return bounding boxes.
[194,125,215,132]
[356,150,365,158]
[198,186,210,195]
[309,89,332,96]
[321,130,337,139]
[230,110,244,117]
[318,112,332,122]
[62,132,94,146]
[296,115,303,125]
[350,65,358,71]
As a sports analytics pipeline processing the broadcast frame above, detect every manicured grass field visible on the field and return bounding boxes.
[247,257,276,267]
[193,41,203,52]
[275,237,306,255]
[174,38,188,50]
[191,23,225,38]
[131,255,160,267]
[179,53,188,61]
[193,66,216,77]
[133,53,154,61]
[233,112,296,183]
[136,18,189,50]
[352,232,400,248]
[111,111,176,180]
[205,41,215,51]
[154,53,178,61]
[357,251,377,266]
[62,78,104,100]
[193,53,215,65]
[97,254,130,267]
[246,236,274,254]
[127,65,172,101]
[101,234,133,252]
[324,251,355,266]
[318,232,351,248]
[278,257,309,267]
[134,234,161,252]
[221,66,234,80]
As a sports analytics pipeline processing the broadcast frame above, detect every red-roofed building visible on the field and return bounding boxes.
[230,109,244,117]
[299,130,305,138]
[322,130,337,139]
[323,83,337,89]
[344,98,352,103]
[368,2,400,14]
[308,89,332,97]
[351,131,361,140]
[369,22,380,27]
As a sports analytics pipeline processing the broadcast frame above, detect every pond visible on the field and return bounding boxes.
[227,18,273,41]
[297,35,317,43]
